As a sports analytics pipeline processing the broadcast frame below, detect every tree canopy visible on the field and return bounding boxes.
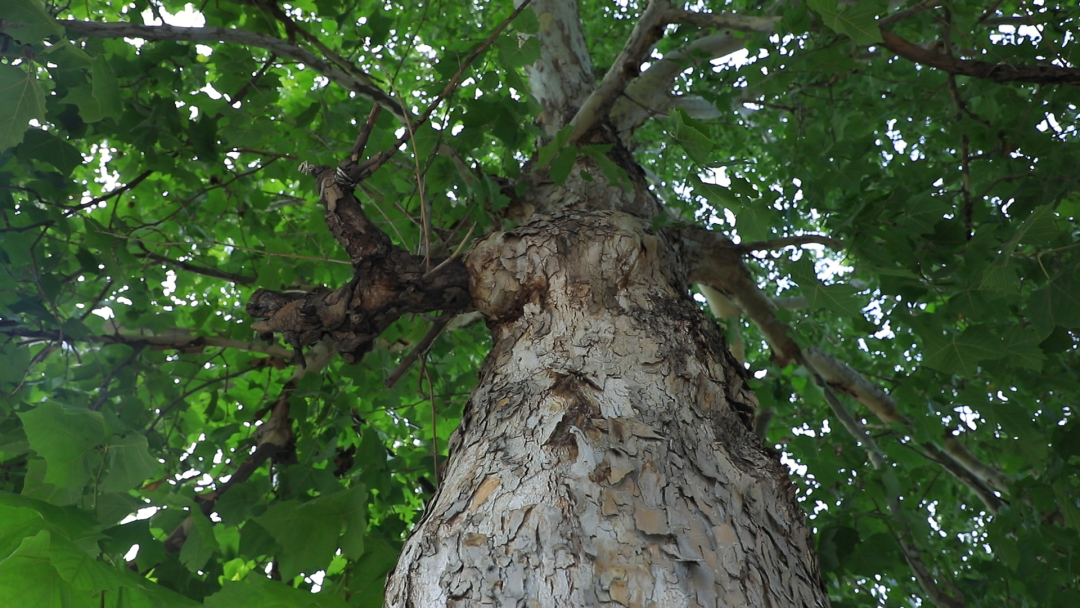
[0,0,1078,606]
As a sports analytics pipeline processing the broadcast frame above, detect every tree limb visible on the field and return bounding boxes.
[522,0,595,137]
[3,326,295,359]
[58,20,406,119]
[135,250,256,286]
[880,30,1080,86]
[569,0,671,143]
[611,31,748,136]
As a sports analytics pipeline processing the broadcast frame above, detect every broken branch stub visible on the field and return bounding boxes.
[246,166,471,363]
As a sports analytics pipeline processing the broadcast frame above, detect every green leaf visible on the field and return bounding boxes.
[0,531,81,608]
[496,36,541,69]
[0,0,64,45]
[89,55,122,122]
[998,326,1046,371]
[16,128,84,178]
[0,64,45,150]
[1027,264,1080,334]
[100,434,157,494]
[205,575,349,608]
[179,509,219,573]
[735,201,771,242]
[692,175,741,212]
[17,403,107,493]
[512,7,540,35]
[255,485,367,578]
[921,326,1006,376]
[808,0,883,45]
[668,108,713,165]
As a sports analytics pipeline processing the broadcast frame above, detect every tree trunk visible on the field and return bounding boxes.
[385,209,828,607]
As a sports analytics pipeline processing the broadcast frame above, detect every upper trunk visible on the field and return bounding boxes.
[384,209,827,607]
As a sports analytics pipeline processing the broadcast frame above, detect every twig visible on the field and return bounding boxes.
[135,248,256,285]
[878,0,945,28]
[61,170,153,216]
[89,345,144,411]
[385,314,453,388]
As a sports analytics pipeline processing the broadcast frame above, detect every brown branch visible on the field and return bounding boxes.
[3,326,295,359]
[59,20,405,119]
[880,30,1080,86]
[61,170,153,216]
[385,313,452,388]
[248,167,470,364]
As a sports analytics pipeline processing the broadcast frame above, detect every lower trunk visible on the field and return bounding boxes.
[385,211,827,607]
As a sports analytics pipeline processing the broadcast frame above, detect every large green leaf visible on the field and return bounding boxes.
[0,64,45,150]
[17,403,106,494]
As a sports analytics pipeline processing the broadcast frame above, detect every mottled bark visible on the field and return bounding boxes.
[385,211,827,607]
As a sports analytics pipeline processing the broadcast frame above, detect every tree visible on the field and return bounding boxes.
[0,0,1077,605]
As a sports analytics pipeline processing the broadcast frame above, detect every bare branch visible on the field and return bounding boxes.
[662,9,779,33]
[58,20,406,119]
[569,0,671,143]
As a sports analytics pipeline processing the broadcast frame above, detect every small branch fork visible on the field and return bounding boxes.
[247,3,531,366]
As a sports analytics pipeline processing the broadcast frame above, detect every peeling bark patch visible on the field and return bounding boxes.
[468,476,501,511]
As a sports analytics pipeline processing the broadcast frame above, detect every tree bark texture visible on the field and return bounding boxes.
[385,211,827,607]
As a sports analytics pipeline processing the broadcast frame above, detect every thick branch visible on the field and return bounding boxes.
[611,31,748,136]
[521,0,595,136]
[682,226,1010,515]
[58,20,405,119]
[247,168,470,363]
[943,435,1012,493]
[569,0,671,142]
[880,30,1080,86]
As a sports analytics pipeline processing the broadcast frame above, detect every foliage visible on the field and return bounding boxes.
[0,0,1077,606]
